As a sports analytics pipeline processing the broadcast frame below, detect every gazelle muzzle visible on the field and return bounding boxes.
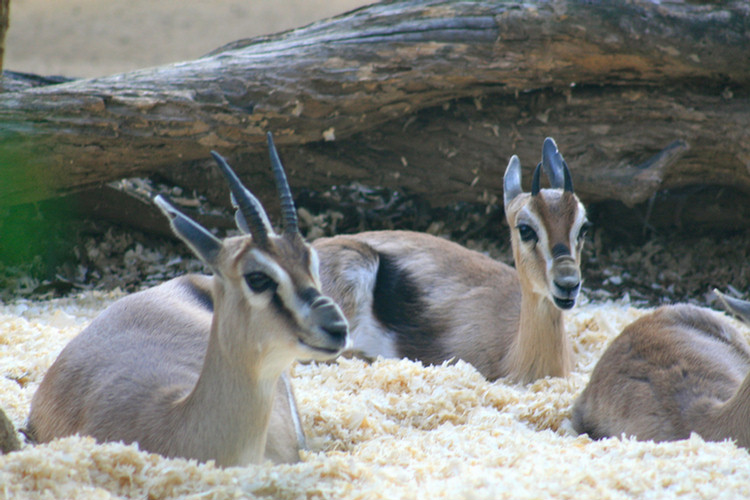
[299,290,349,355]
[551,256,581,310]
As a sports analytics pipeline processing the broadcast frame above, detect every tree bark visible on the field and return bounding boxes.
[0,0,748,223]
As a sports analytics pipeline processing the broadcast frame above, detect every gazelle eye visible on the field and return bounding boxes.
[245,272,277,293]
[578,221,591,242]
[517,224,538,243]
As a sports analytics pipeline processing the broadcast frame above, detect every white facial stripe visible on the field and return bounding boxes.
[515,207,554,296]
[246,249,291,286]
[246,248,313,328]
[245,248,297,317]
[568,202,588,254]
[515,206,544,237]
[309,247,322,287]
[513,193,587,296]
[518,196,587,257]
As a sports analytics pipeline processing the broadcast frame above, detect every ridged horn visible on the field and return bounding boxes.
[266,132,299,235]
[211,150,272,248]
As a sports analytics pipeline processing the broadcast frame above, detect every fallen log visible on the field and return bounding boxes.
[0,0,748,225]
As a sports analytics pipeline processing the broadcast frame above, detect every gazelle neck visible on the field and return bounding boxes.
[172,286,285,466]
[505,288,570,384]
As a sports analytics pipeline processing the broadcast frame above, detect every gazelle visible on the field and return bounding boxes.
[571,292,750,449]
[26,135,349,466]
[313,138,589,383]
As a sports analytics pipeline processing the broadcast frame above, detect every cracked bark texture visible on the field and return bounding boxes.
[0,0,748,232]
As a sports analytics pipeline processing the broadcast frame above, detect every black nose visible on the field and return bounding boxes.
[312,296,349,342]
[300,287,321,303]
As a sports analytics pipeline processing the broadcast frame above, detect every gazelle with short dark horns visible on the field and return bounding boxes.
[313,138,589,383]
[27,133,349,466]
[572,292,750,449]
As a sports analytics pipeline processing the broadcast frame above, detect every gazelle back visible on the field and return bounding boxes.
[314,138,588,383]
[572,293,750,449]
[27,134,349,466]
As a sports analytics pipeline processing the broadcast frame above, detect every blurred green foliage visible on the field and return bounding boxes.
[0,144,78,272]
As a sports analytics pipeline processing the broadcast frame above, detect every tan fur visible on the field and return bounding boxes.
[314,144,587,383]
[316,238,380,326]
[316,231,522,378]
[28,222,347,466]
[572,303,750,449]
[501,190,585,381]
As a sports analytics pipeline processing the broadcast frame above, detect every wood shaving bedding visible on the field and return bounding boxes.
[1,294,749,500]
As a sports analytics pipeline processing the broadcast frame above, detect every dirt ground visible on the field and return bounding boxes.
[4,0,371,78]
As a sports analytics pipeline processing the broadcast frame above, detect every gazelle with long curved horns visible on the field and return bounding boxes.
[572,292,750,449]
[26,133,349,466]
[313,138,589,383]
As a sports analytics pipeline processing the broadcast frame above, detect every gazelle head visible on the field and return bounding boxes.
[503,138,589,310]
[154,133,349,373]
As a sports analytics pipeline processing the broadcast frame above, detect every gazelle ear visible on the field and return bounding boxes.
[230,192,252,234]
[503,155,523,209]
[154,195,222,270]
[714,289,750,325]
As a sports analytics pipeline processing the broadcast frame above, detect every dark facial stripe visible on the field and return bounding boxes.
[271,291,297,327]
[298,286,321,306]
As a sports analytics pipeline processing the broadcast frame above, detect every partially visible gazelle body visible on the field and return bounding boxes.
[572,293,750,449]
[314,138,589,383]
[27,135,349,466]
